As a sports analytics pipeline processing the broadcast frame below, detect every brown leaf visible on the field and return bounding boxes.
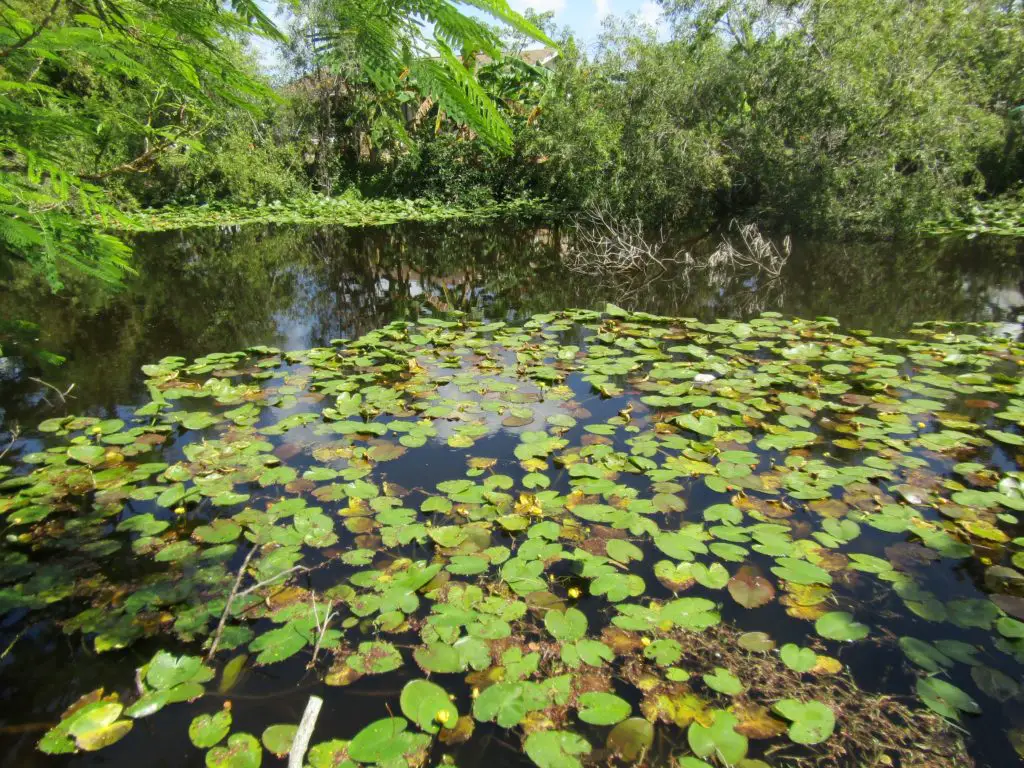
[727,565,776,609]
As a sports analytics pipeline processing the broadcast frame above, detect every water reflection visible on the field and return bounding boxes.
[0,222,1021,426]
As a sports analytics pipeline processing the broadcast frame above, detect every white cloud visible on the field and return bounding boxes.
[595,0,612,21]
[639,0,661,28]
[510,0,567,13]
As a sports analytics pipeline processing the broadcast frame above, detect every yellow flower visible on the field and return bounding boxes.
[567,587,581,599]
[436,709,451,725]
[640,637,651,647]
[173,506,186,516]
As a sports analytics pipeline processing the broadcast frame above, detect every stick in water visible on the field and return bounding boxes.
[288,695,323,768]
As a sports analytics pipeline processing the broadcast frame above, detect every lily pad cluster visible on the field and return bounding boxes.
[3,306,1024,766]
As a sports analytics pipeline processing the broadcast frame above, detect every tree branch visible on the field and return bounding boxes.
[206,545,258,661]
[0,0,61,59]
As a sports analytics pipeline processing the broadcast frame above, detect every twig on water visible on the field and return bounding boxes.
[0,426,20,461]
[206,545,258,662]
[1,629,24,660]
[288,695,323,768]
[308,595,335,669]
[236,564,321,599]
[28,377,75,408]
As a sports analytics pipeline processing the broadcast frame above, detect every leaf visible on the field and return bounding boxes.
[261,724,297,757]
[524,730,592,768]
[189,710,231,748]
[347,718,412,763]
[205,732,262,768]
[414,643,463,674]
[780,644,817,673]
[971,665,1020,702]
[661,597,720,630]
[577,692,631,725]
[687,710,748,764]
[772,699,836,745]
[248,625,307,664]
[400,680,458,734]
[770,558,832,586]
[147,652,214,691]
[917,677,981,719]
[606,718,653,761]
[703,667,743,695]
[727,566,776,608]
[76,720,133,751]
[68,445,106,465]
[544,607,587,642]
[814,611,868,641]
[473,682,547,728]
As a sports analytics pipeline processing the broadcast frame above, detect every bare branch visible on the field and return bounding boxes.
[206,545,258,661]
[288,696,324,768]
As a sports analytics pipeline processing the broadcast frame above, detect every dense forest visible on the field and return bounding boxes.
[2,0,1023,295]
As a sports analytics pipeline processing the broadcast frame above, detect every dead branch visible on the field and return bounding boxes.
[206,545,258,661]
[28,378,75,408]
[562,204,684,275]
[288,696,324,768]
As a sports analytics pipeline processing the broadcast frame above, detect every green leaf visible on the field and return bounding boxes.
[815,612,869,641]
[347,718,411,763]
[687,710,747,764]
[702,667,743,695]
[400,680,458,734]
[916,678,981,719]
[772,699,836,745]
[544,607,587,643]
[577,692,631,725]
[189,710,231,748]
[780,644,817,672]
[261,724,297,757]
[524,730,592,768]
[473,682,547,728]
[205,732,262,768]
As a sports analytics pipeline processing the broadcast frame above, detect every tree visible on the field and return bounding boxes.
[0,0,283,291]
[289,0,554,151]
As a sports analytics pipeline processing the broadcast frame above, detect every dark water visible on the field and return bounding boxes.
[0,222,1022,427]
[0,223,1023,768]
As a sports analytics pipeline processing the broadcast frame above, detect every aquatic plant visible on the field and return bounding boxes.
[116,196,549,233]
[2,306,1023,766]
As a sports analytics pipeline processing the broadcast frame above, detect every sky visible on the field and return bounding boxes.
[251,1,667,73]
[509,0,665,40]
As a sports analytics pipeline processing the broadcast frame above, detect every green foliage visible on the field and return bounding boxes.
[0,0,279,289]
[520,0,1023,235]
[291,0,552,152]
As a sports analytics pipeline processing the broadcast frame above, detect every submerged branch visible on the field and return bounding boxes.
[206,545,258,661]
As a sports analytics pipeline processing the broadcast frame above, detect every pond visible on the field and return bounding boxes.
[1,223,1023,768]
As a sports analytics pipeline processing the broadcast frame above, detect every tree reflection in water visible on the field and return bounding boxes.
[0,220,1020,428]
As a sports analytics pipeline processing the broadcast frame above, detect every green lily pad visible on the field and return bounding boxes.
[524,730,592,768]
[815,611,869,641]
[687,710,747,764]
[577,692,631,725]
[772,699,836,745]
[205,732,262,768]
[400,679,458,734]
[190,710,232,748]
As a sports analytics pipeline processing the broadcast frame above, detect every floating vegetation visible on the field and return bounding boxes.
[3,306,1024,766]
[115,196,547,233]
[922,190,1024,238]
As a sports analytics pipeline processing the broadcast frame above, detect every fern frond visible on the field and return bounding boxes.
[459,0,557,48]
[410,41,512,148]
